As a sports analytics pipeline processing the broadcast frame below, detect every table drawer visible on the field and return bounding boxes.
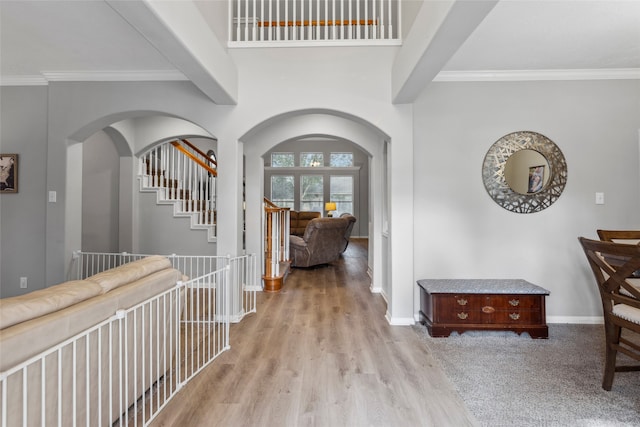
[433,294,543,324]
[437,294,541,309]
[436,309,543,325]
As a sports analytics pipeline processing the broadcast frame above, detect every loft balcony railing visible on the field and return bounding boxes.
[229,0,401,46]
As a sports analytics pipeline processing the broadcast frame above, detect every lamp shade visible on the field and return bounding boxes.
[325,202,337,211]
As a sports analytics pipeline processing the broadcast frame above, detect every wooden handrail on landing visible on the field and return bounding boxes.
[181,139,218,168]
[171,141,218,176]
[258,19,377,28]
[263,197,290,210]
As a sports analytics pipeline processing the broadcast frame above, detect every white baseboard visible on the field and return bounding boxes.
[547,315,604,324]
[385,313,416,325]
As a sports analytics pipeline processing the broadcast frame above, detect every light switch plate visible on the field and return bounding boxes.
[595,192,605,205]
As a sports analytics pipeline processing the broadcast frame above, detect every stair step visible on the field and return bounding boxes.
[140,148,217,243]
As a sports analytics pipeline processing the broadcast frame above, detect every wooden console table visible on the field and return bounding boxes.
[417,279,550,339]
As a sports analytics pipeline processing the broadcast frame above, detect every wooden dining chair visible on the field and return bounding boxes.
[598,230,640,281]
[597,229,640,245]
[579,237,640,390]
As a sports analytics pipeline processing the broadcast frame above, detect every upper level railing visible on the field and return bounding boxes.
[229,0,401,46]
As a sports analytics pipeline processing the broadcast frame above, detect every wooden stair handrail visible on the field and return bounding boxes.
[181,139,218,168]
[171,141,218,176]
[263,197,291,211]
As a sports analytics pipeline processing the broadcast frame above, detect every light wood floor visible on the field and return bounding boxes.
[150,239,478,426]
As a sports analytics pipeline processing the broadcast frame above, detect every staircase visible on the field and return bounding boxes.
[138,139,217,242]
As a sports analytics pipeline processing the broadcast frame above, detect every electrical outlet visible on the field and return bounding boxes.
[20,277,28,289]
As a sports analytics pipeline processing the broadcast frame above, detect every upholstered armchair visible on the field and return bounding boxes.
[289,217,352,267]
[289,211,322,236]
[338,213,356,253]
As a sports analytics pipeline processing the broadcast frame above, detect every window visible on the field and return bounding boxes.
[330,176,353,215]
[270,175,294,208]
[300,175,323,211]
[271,153,294,167]
[300,152,323,167]
[330,152,353,167]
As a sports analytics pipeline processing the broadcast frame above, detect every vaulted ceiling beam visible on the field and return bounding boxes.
[107,0,238,105]
[392,0,498,104]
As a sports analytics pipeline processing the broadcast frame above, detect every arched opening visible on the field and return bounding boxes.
[240,109,389,296]
[67,114,218,257]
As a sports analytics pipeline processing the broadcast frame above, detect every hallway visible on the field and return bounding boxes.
[150,239,477,426]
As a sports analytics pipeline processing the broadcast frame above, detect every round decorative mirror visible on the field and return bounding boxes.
[482,131,567,213]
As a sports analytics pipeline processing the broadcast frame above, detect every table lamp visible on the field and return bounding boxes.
[325,202,337,217]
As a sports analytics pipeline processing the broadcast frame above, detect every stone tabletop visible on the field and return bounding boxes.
[416,279,550,295]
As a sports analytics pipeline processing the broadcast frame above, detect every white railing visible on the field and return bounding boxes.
[71,251,257,322]
[0,252,259,427]
[229,253,260,321]
[229,0,401,45]
[139,140,217,239]
[0,265,229,427]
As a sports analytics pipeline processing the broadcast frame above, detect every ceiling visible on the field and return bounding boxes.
[445,0,640,72]
[1,1,639,84]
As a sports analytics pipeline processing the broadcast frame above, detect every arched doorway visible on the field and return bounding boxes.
[240,110,389,296]
[70,115,219,257]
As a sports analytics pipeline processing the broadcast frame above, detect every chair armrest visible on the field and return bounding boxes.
[289,235,307,249]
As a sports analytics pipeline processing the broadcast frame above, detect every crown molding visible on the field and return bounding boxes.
[434,68,640,82]
[1,70,188,86]
[42,70,188,82]
[0,75,49,86]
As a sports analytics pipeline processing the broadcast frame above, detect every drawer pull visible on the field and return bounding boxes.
[509,313,520,320]
[457,298,468,306]
[509,299,520,307]
[482,306,495,314]
[457,312,469,320]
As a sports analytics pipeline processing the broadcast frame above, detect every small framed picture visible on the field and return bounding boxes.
[527,164,545,193]
[0,154,18,193]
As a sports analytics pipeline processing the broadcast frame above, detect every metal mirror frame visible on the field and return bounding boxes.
[482,131,567,214]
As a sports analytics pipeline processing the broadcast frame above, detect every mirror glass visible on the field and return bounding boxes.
[482,131,567,214]
[504,149,550,195]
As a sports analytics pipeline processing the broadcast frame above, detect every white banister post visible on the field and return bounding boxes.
[252,0,257,41]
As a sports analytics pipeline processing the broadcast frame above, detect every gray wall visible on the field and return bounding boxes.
[413,79,640,321]
[82,130,120,253]
[264,138,369,237]
[0,83,222,297]
[0,86,49,297]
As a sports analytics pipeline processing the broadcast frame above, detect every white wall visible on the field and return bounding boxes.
[413,79,640,322]
[233,47,415,323]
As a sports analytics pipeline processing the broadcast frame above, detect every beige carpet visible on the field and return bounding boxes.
[414,324,640,427]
